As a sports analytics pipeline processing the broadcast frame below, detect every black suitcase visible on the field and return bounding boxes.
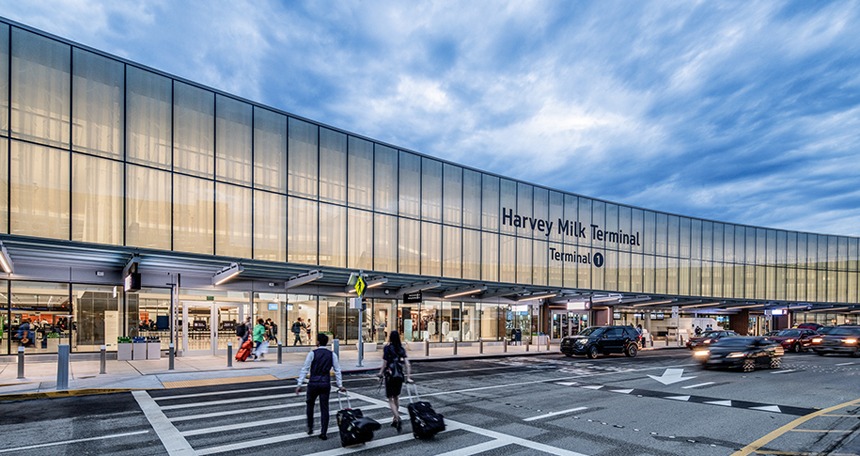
[336,391,380,447]
[406,383,445,439]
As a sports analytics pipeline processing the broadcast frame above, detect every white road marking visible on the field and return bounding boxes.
[196,431,312,455]
[835,362,855,366]
[180,404,387,436]
[303,434,419,456]
[582,385,604,390]
[770,369,797,374]
[133,390,195,456]
[682,382,715,389]
[154,385,288,400]
[705,400,733,407]
[556,381,578,386]
[169,402,304,422]
[160,393,297,410]
[523,406,588,422]
[666,396,691,401]
[749,405,782,413]
[610,389,634,394]
[0,431,149,453]
[433,440,512,456]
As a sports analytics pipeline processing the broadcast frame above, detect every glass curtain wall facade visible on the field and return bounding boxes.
[0,20,859,353]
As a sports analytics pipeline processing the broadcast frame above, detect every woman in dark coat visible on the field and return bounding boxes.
[377,330,413,432]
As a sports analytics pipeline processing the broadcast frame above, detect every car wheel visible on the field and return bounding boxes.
[625,344,638,357]
[816,351,825,356]
[587,346,599,359]
[853,349,860,358]
[564,353,573,358]
[742,358,755,373]
[793,343,801,353]
[770,357,781,369]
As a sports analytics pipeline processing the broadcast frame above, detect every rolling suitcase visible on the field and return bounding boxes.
[336,390,380,447]
[235,338,253,362]
[406,382,445,439]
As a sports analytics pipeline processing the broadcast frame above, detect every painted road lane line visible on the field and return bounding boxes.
[835,362,855,366]
[133,390,195,456]
[682,382,715,389]
[524,406,588,422]
[770,369,797,374]
[0,431,150,454]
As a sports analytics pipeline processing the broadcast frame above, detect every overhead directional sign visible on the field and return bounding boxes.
[648,368,696,385]
[354,275,366,296]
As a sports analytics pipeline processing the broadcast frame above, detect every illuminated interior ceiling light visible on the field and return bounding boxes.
[285,270,323,290]
[678,302,722,309]
[397,280,442,296]
[591,294,621,303]
[212,263,244,286]
[724,303,766,311]
[443,285,487,299]
[808,306,850,313]
[0,242,14,274]
[517,292,558,302]
[345,276,388,293]
[631,299,675,308]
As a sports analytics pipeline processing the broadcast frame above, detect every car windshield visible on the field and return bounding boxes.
[777,329,800,337]
[831,327,860,336]
[700,331,721,338]
[578,327,605,337]
[712,337,753,347]
[817,326,836,334]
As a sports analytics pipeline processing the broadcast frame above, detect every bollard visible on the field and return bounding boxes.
[424,339,430,357]
[333,339,340,358]
[227,342,233,367]
[277,343,283,364]
[100,345,106,374]
[453,339,458,356]
[17,346,24,379]
[504,338,508,353]
[479,340,484,354]
[526,339,530,352]
[547,337,551,352]
[169,343,175,370]
[665,337,669,347]
[57,344,70,390]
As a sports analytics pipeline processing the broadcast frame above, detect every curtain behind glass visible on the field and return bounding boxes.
[126,164,170,249]
[174,82,214,178]
[216,183,252,258]
[216,95,252,185]
[0,23,9,135]
[72,154,123,245]
[127,67,171,169]
[288,197,318,265]
[443,163,462,226]
[374,145,397,214]
[10,141,69,239]
[374,213,396,273]
[347,137,373,210]
[398,151,420,218]
[174,174,214,254]
[11,28,70,149]
[288,118,318,198]
[0,141,6,234]
[319,128,346,204]
[72,49,123,159]
[253,190,286,262]
[253,107,287,192]
[319,203,346,267]
[422,158,442,222]
[348,208,372,270]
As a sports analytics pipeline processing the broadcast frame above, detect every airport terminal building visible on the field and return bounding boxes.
[0,17,857,356]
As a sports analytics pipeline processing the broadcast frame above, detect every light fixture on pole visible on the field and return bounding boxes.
[212,263,244,286]
[0,242,14,274]
[442,285,487,299]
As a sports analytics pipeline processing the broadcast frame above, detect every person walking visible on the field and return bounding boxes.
[296,333,345,440]
[377,330,412,432]
[252,318,266,360]
[292,317,305,346]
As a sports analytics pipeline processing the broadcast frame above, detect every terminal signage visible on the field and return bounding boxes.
[502,207,642,246]
[403,292,423,303]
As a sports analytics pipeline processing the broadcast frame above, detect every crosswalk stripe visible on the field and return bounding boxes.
[160,393,298,410]
[180,404,388,436]
[155,385,290,400]
[196,431,310,455]
[432,439,511,456]
[170,402,304,422]
[304,434,419,456]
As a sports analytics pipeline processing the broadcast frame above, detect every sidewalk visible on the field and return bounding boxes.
[0,341,685,400]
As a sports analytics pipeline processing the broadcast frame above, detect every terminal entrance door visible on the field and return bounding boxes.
[550,311,588,341]
[178,302,240,356]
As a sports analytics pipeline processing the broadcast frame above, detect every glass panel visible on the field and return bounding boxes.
[549,242,563,287]
[72,48,123,159]
[481,231,499,282]
[443,164,462,226]
[347,136,373,209]
[215,183,252,258]
[482,174,500,231]
[374,144,397,213]
[654,213,668,255]
[701,221,713,260]
[11,28,70,148]
[173,82,214,177]
[10,281,70,354]
[421,221,442,276]
[605,250,618,291]
[72,154,122,245]
[253,190,286,262]
[631,252,643,292]
[667,215,679,258]
[126,164,170,249]
[319,296,346,343]
[533,240,548,286]
[287,294,317,346]
[462,169,481,229]
[517,183,533,238]
[463,229,481,280]
[440,302,461,342]
[500,234,516,283]
[347,208,372,270]
[422,158,442,222]
[215,95,252,184]
[398,151,420,217]
[288,197,318,265]
[579,198,593,248]
[74,284,122,352]
[0,141,5,233]
[461,302,478,341]
[0,23,7,134]
[253,107,287,192]
[127,67,171,169]
[679,217,691,259]
[319,128,346,203]
[398,218,420,274]
[443,225,462,278]
[10,141,69,239]
[517,237,532,284]
[319,203,346,267]
[373,213,396,272]
[549,192,564,243]
[173,174,214,254]
[372,299,396,344]
[288,117,318,198]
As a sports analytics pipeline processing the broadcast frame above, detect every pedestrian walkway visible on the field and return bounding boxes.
[0,340,683,400]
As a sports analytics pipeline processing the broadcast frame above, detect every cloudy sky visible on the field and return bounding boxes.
[3,1,859,237]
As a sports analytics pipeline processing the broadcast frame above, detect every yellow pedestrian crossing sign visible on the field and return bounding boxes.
[354,276,366,296]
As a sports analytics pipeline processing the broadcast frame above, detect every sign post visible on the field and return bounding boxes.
[354,272,366,367]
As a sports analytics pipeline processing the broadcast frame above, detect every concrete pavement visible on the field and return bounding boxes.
[0,339,684,400]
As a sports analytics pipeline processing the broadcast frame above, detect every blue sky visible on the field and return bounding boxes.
[4,1,859,236]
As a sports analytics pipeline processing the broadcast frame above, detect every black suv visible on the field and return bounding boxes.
[561,326,641,359]
[812,326,860,357]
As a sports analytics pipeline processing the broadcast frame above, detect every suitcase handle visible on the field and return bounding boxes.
[337,388,352,409]
[406,381,420,404]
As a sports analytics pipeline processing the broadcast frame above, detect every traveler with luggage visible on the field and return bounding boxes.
[377,330,412,433]
[296,333,345,440]
[252,318,266,361]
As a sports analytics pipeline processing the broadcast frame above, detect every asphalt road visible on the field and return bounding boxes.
[1,350,858,455]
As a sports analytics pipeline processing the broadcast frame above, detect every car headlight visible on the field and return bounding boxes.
[844,338,858,345]
[811,337,822,344]
[693,350,709,357]
[704,339,712,344]
[726,352,746,358]
[785,339,795,344]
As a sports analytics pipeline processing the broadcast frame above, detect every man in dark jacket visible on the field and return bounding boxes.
[296,333,345,440]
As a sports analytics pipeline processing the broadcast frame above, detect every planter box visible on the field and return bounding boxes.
[357,342,377,352]
[47,338,60,352]
[147,342,161,359]
[117,343,133,360]
[132,343,147,360]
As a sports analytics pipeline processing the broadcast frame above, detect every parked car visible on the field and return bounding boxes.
[694,336,784,372]
[811,326,860,357]
[796,322,824,331]
[686,330,739,350]
[560,325,641,359]
[766,328,819,353]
